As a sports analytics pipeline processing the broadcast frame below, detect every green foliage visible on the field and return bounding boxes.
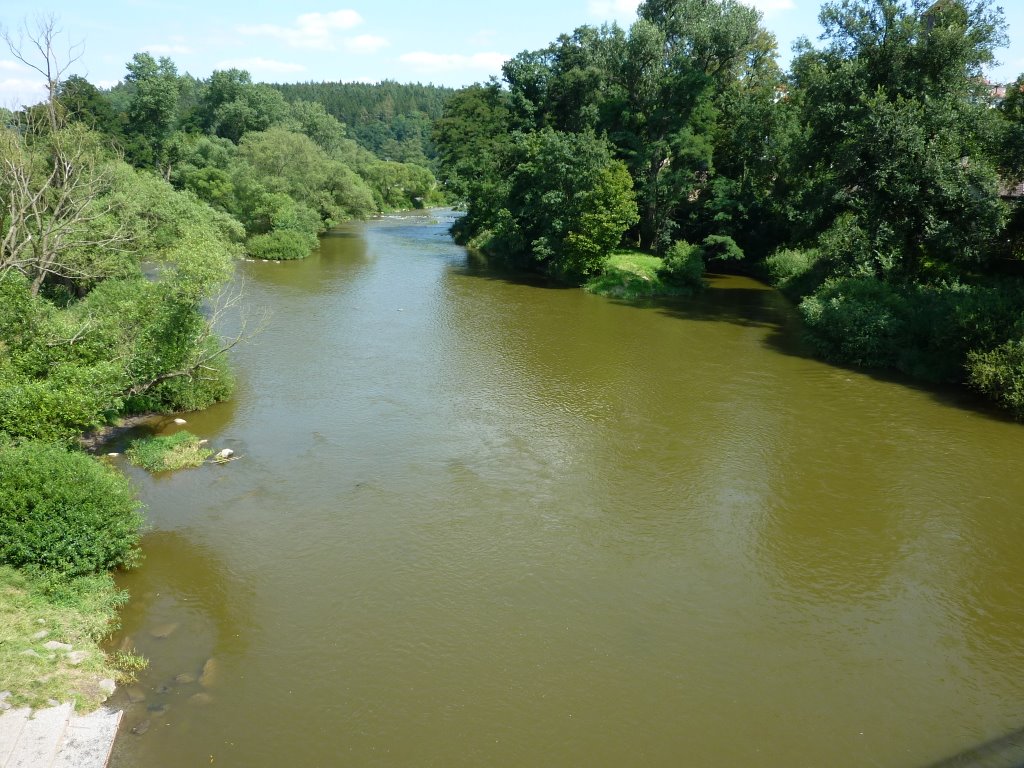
[0,442,143,577]
[462,128,638,279]
[801,276,1024,383]
[247,229,318,260]
[800,277,909,370]
[586,251,672,299]
[788,0,1008,278]
[272,80,453,165]
[657,239,705,291]
[699,234,744,263]
[764,247,825,299]
[125,430,212,472]
[968,338,1024,417]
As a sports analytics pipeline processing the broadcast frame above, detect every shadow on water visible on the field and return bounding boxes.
[450,255,1019,423]
[640,273,1021,426]
[923,725,1024,767]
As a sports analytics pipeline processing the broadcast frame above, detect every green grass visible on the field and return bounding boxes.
[0,566,130,711]
[584,249,682,299]
[125,430,212,472]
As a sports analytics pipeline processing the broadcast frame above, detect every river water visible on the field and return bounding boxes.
[106,210,1024,767]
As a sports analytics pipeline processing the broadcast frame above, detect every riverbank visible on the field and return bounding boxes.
[0,566,125,712]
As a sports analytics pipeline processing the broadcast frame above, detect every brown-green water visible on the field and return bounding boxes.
[107,211,1024,767]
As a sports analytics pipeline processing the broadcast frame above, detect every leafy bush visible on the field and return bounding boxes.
[126,430,212,472]
[0,442,142,576]
[699,234,744,264]
[801,277,1024,391]
[968,339,1024,418]
[800,277,907,369]
[246,229,318,260]
[764,247,825,299]
[657,240,705,291]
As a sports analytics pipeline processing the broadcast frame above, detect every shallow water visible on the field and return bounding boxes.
[107,210,1024,768]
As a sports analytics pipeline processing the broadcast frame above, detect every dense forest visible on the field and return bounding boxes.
[433,0,1024,419]
[271,80,452,167]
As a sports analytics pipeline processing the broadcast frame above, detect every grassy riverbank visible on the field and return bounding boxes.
[0,566,130,711]
[584,249,702,300]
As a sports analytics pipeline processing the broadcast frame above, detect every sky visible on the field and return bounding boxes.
[2,0,1023,109]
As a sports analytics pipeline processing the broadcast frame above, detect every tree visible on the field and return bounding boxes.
[787,0,1007,279]
[0,124,129,296]
[494,129,638,278]
[1,15,84,133]
[123,52,180,169]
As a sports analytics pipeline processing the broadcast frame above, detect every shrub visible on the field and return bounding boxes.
[967,338,1024,418]
[126,430,212,472]
[764,247,825,299]
[0,442,143,576]
[246,229,317,260]
[699,234,744,264]
[657,240,705,291]
[799,277,907,369]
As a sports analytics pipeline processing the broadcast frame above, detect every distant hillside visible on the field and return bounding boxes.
[272,80,454,167]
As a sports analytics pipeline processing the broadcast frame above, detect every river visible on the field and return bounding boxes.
[106,210,1024,767]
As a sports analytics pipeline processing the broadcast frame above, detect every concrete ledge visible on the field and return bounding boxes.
[0,705,121,768]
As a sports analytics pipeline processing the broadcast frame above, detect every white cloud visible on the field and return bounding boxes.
[143,43,193,55]
[0,77,47,109]
[398,51,508,74]
[0,61,25,73]
[239,10,363,50]
[740,0,796,13]
[214,57,307,74]
[587,0,640,21]
[344,35,389,54]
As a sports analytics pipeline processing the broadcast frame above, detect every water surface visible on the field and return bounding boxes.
[108,211,1024,767]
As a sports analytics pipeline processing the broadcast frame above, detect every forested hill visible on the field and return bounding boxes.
[271,81,453,166]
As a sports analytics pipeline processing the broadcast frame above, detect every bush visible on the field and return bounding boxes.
[699,234,744,263]
[657,240,705,291]
[246,229,318,260]
[968,338,1024,418]
[764,247,825,299]
[0,442,143,576]
[799,277,907,369]
[126,430,212,472]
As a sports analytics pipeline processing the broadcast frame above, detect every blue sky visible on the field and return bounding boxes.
[2,0,1023,109]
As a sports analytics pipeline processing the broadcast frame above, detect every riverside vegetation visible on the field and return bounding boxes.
[433,0,1024,418]
[0,16,448,709]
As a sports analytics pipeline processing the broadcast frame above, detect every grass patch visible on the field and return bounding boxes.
[125,430,212,472]
[585,249,692,299]
[0,565,130,711]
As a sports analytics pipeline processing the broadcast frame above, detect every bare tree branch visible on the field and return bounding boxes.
[1,14,84,131]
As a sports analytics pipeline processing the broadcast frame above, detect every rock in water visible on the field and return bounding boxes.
[126,686,147,704]
[215,448,234,460]
[149,623,179,639]
[199,658,217,688]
